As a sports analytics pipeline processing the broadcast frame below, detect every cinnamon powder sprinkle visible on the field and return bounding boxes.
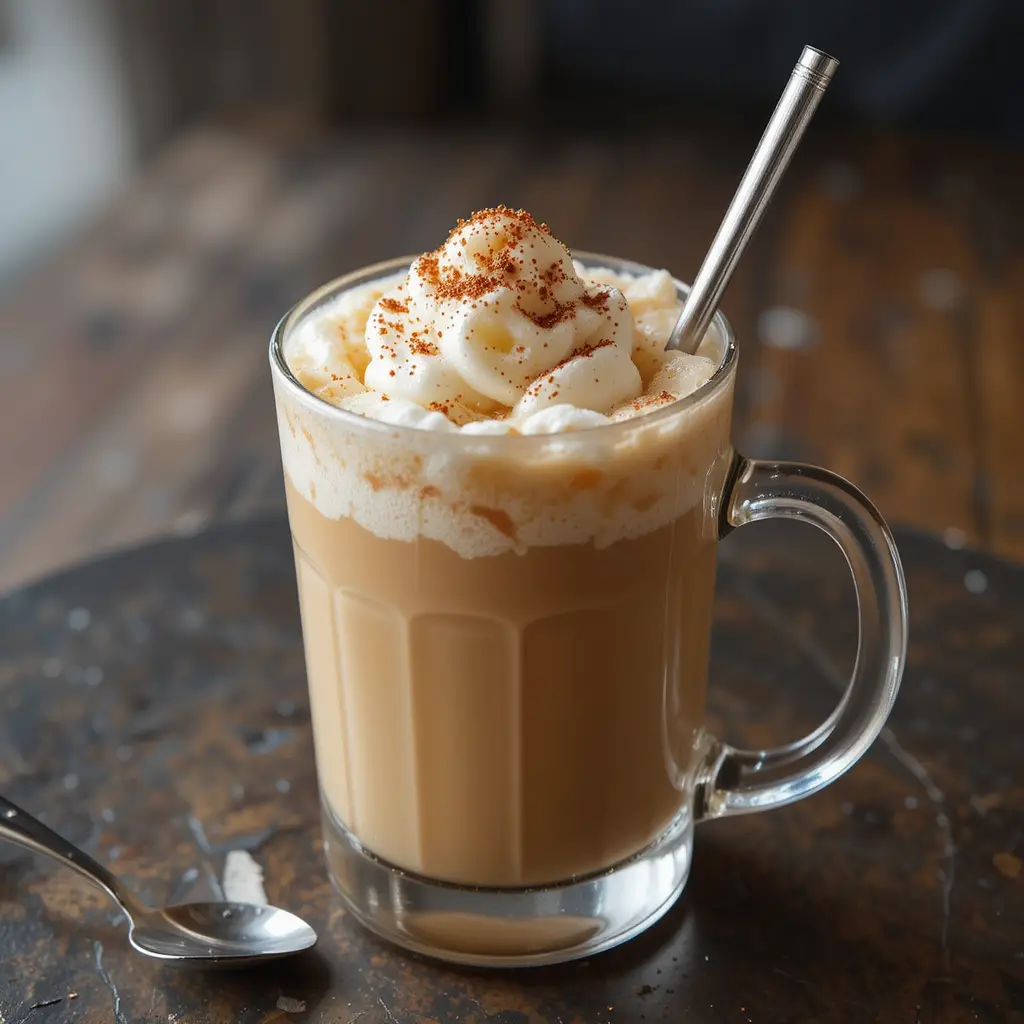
[627,390,676,412]
[580,288,611,311]
[379,297,409,314]
[472,245,519,277]
[409,337,439,357]
[419,252,501,302]
[517,299,575,330]
[540,260,568,287]
[546,338,616,376]
[449,206,551,243]
[420,207,563,304]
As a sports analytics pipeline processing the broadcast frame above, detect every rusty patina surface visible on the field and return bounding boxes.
[0,517,1019,1022]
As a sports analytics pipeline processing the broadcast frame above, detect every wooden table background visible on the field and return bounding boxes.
[1,113,1022,591]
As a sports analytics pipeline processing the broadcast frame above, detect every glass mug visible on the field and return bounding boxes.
[270,253,907,967]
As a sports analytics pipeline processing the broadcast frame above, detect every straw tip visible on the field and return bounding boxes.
[797,46,839,86]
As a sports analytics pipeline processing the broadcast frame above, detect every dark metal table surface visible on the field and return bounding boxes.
[0,516,1020,1023]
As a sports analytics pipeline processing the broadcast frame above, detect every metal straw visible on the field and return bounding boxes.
[668,46,839,353]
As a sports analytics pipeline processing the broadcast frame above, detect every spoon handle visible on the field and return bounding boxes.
[0,794,142,917]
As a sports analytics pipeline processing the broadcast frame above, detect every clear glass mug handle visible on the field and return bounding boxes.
[694,454,908,820]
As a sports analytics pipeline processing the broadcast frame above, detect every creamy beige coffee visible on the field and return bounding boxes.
[275,208,734,887]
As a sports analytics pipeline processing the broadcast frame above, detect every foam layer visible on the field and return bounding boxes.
[275,375,733,559]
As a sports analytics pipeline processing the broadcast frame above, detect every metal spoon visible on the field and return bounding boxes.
[668,45,839,353]
[0,795,316,967]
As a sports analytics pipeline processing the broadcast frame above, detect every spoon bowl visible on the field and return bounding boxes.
[130,902,318,965]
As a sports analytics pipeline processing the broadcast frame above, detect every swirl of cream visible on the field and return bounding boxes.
[362,208,644,414]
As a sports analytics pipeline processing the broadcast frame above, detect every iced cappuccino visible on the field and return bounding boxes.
[271,206,907,965]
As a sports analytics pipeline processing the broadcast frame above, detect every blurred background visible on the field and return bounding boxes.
[0,0,1021,589]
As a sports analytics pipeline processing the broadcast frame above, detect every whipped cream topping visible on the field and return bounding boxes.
[275,208,735,558]
[284,207,720,434]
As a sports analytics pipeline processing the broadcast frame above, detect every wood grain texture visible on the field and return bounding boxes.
[0,517,1019,1022]
[0,118,1022,592]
